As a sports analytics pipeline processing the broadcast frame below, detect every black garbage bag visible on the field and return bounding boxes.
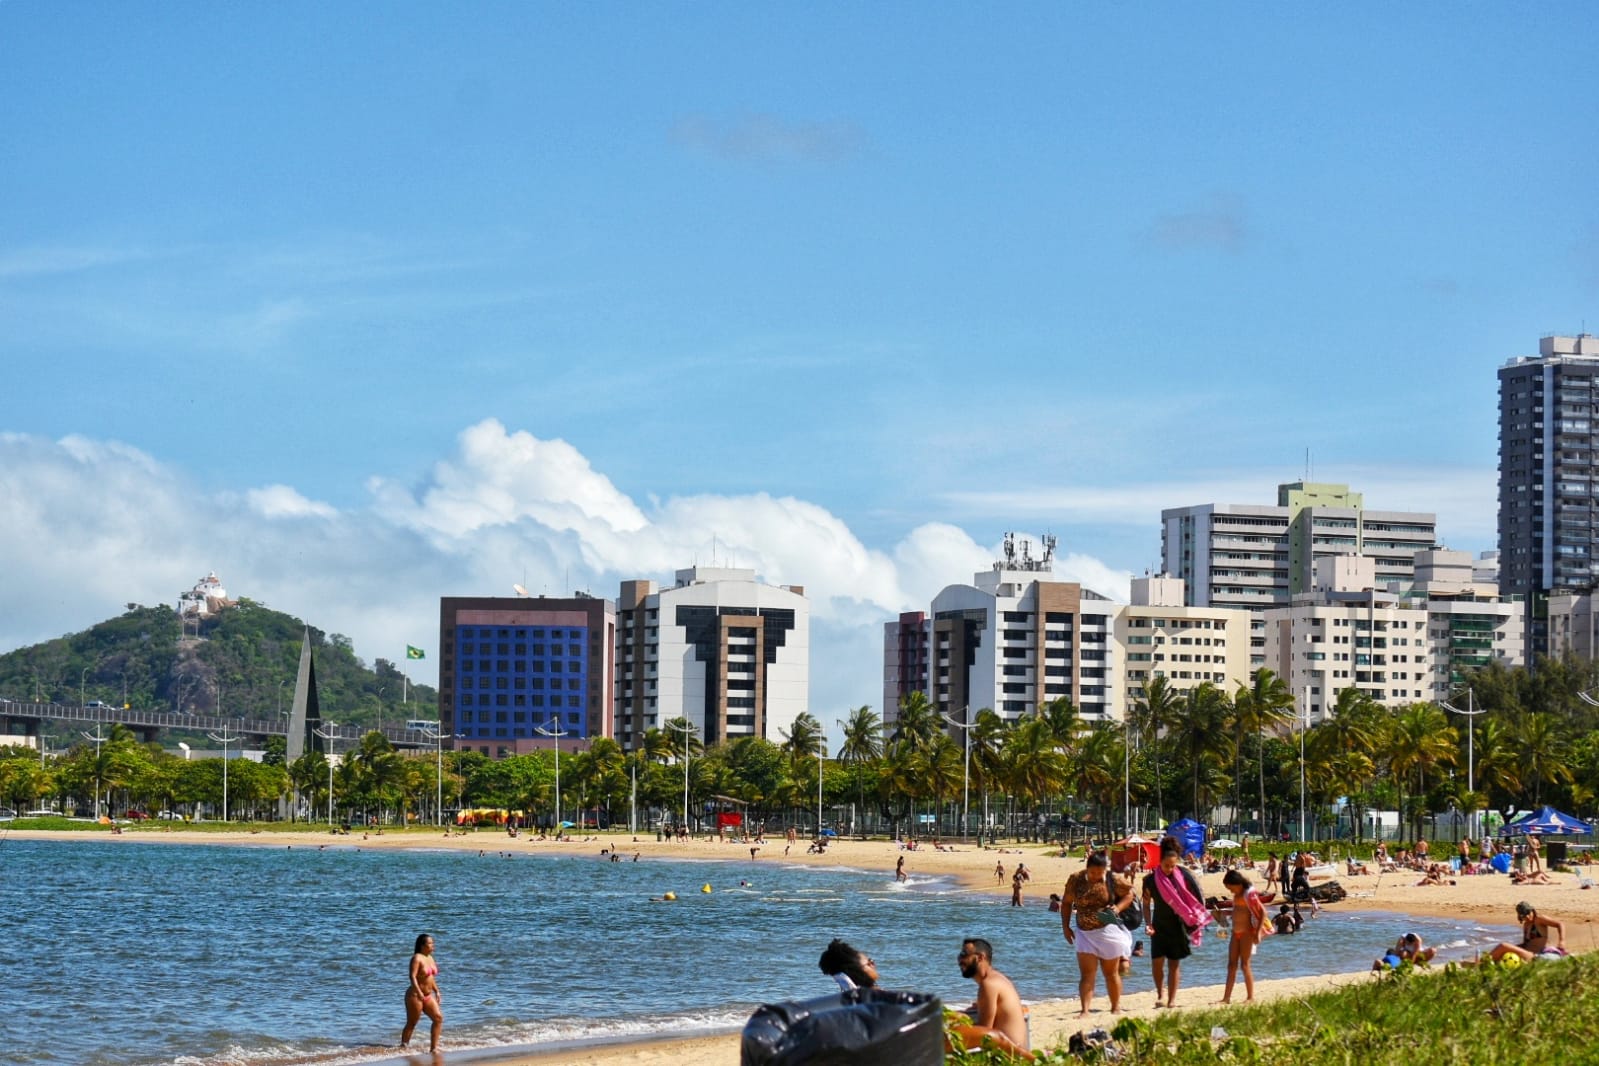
[741,987,945,1066]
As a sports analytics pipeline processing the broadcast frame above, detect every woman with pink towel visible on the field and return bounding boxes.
[1141,836,1210,1008]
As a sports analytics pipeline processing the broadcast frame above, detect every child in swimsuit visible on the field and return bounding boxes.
[1220,870,1268,1004]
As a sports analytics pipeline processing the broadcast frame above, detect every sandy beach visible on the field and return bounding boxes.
[19,825,1599,1064]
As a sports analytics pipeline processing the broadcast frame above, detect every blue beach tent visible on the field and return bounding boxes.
[1497,806,1593,837]
[1168,819,1207,859]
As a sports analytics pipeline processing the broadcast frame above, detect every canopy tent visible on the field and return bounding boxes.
[1168,818,1207,859]
[1111,835,1159,873]
[1497,806,1594,837]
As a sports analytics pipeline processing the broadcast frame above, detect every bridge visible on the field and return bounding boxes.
[0,701,442,749]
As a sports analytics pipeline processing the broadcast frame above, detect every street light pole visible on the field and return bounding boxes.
[534,724,569,834]
[420,724,444,827]
[669,720,696,835]
[80,720,110,818]
[1441,687,1487,841]
[941,708,973,841]
[80,666,90,708]
[313,721,339,825]
[207,720,243,822]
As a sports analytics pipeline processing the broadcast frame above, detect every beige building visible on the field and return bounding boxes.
[1263,554,1523,723]
[1118,575,1254,708]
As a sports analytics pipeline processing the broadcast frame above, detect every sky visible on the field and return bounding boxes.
[3,5,1598,734]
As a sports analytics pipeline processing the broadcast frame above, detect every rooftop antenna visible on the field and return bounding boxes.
[512,584,530,597]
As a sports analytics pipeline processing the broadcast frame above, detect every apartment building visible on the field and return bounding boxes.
[1162,481,1437,666]
[614,566,808,750]
[1117,575,1253,707]
[1498,333,1599,653]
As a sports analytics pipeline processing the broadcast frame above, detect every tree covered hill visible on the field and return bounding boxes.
[0,600,436,731]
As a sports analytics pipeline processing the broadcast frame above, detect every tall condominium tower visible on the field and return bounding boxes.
[1498,333,1599,651]
[1161,481,1436,666]
[614,566,809,750]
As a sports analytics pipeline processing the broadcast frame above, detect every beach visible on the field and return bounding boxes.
[16,825,1599,1065]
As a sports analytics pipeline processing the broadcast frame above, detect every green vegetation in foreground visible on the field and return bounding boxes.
[949,956,1599,1064]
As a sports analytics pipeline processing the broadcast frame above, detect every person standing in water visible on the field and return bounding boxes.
[401,933,443,1052]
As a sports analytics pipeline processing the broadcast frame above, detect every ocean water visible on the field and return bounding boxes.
[2,838,1516,1065]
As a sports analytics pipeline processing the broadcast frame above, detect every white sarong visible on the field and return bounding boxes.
[1074,920,1133,961]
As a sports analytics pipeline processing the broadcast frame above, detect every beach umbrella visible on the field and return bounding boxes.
[1212,838,1242,849]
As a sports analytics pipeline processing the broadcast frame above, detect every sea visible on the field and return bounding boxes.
[2,837,1517,1066]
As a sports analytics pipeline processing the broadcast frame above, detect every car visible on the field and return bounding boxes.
[0,808,15,821]
[85,700,111,709]
[23,809,57,817]
[124,809,150,820]
[157,811,184,821]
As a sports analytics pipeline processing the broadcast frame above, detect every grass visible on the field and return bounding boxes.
[949,956,1599,1064]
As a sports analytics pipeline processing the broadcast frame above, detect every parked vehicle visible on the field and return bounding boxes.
[124,809,150,820]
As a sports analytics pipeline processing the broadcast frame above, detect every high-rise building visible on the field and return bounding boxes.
[614,566,808,750]
[1260,554,1522,722]
[1117,575,1253,707]
[1161,481,1437,666]
[1498,333,1599,652]
[882,611,930,730]
[438,595,616,759]
[902,534,1122,722]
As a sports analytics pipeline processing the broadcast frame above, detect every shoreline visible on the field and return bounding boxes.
[16,827,1599,1065]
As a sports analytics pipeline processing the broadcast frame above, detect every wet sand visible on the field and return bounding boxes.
[20,826,1599,1064]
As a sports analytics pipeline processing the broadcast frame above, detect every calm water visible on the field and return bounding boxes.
[1,838,1515,1065]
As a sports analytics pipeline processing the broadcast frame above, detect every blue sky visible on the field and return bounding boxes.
[3,5,1597,723]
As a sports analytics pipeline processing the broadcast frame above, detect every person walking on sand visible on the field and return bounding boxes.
[1219,869,1270,1004]
[1142,835,1209,1009]
[1062,851,1135,1016]
[401,933,442,1052]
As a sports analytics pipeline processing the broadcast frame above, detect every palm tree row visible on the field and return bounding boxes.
[7,657,1596,840]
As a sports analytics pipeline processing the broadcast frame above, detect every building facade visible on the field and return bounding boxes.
[437,595,616,758]
[899,535,1122,723]
[882,611,930,731]
[614,566,808,750]
[1117,575,1253,708]
[1161,481,1437,666]
[1498,333,1599,652]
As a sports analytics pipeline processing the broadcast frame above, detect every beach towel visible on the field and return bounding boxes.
[1152,865,1211,947]
[1245,887,1274,937]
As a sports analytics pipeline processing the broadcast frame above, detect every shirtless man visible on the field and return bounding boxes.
[957,938,1031,1058]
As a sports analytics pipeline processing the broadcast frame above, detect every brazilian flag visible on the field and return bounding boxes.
[406,645,426,660]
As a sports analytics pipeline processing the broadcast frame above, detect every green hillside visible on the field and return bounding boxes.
[0,600,437,731]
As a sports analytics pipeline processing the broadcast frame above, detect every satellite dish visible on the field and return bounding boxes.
[513,584,530,597]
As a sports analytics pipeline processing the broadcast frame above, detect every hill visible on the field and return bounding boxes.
[0,599,437,731]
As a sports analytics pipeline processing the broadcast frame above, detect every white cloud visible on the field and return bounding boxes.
[245,485,338,520]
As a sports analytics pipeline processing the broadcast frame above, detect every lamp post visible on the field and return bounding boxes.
[419,723,444,827]
[535,724,569,834]
[668,720,696,835]
[81,712,110,819]
[1299,685,1311,843]
[207,720,242,822]
[1441,687,1488,841]
[941,707,973,840]
[313,721,339,825]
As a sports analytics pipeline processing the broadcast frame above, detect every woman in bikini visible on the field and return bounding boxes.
[402,933,443,1052]
[1220,869,1269,1004]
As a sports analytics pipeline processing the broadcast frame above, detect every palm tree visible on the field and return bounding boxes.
[837,705,882,835]
[1129,675,1181,823]
[1304,687,1383,839]
[1387,703,1458,840]
[1515,712,1573,807]
[1166,682,1233,822]
[780,711,827,771]
[1074,723,1125,830]
[891,691,941,754]
[1234,669,1295,833]
[1002,716,1069,838]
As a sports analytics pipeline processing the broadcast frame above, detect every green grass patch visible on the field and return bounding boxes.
[949,955,1599,1064]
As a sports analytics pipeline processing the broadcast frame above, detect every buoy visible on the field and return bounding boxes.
[663,891,677,901]
[702,883,712,894]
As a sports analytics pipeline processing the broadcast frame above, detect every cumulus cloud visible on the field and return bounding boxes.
[670,112,867,164]
[3,421,1130,719]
